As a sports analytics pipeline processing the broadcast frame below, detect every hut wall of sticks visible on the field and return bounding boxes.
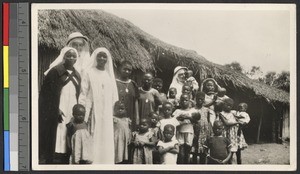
[38,9,290,144]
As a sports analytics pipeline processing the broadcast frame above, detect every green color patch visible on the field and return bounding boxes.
[4,88,9,130]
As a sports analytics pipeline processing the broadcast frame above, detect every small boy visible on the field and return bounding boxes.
[157,124,179,164]
[204,120,232,164]
[185,69,199,91]
[153,78,168,102]
[66,104,92,164]
[168,87,179,110]
[148,112,161,164]
[182,84,195,106]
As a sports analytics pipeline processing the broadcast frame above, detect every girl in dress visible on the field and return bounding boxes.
[138,73,163,121]
[191,91,213,164]
[113,101,132,164]
[200,78,221,126]
[131,118,157,164]
[39,47,80,164]
[219,98,248,164]
[67,104,92,164]
[116,61,139,130]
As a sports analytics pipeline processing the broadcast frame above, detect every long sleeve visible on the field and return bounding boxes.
[78,71,92,122]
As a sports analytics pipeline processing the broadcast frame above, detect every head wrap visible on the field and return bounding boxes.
[44,46,78,76]
[67,32,92,75]
[168,66,188,99]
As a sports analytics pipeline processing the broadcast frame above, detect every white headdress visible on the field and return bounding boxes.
[168,66,188,99]
[44,46,78,76]
[67,32,92,75]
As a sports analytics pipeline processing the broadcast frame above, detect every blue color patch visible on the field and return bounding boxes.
[4,131,10,171]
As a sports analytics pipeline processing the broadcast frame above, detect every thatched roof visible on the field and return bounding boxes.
[38,9,289,104]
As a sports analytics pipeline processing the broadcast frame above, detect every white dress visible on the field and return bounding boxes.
[55,70,78,153]
[80,68,118,164]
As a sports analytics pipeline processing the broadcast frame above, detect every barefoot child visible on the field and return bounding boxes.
[67,104,92,164]
[157,124,179,164]
[148,112,161,164]
[192,91,213,164]
[131,118,157,164]
[113,101,132,164]
[219,98,247,164]
[173,94,196,164]
[157,102,180,141]
[204,120,232,164]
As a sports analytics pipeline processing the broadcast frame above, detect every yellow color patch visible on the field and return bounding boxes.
[3,46,9,88]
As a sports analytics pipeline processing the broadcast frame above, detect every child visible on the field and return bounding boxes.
[113,101,132,164]
[131,118,157,164]
[182,84,196,107]
[236,103,250,136]
[200,78,221,126]
[148,112,161,164]
[192,91,213,164]
[167,87,179,110]
[216,87,229,104]
[153,78,168,103]
[153,78,168,115]
[138,73,163,122]
[204,120,232,164]
[116,61,139,131]
[66,104,92,164]
[157,124,179,164]
[173,94,196,164]
[219,98,247,164]
[157,102,180,140]
[185,69,199,91]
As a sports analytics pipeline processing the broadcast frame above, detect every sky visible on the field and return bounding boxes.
[103,6,292,74]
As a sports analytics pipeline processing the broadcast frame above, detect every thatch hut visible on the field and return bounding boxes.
[38,10,290,144]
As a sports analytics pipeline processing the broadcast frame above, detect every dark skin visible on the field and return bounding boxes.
[168,89,177,99]
[205,122,232,164]
[114,103,127,118]
[182,85,192,95]
[73,107,86,124]
[118,64,133,81]
[153,81,163,92]
[219,101,238,126]
[96,52,108,71]
[176,94,193,122]
[149,113,159,128]
[162,103,173,119]
[133,119,157,148]
[63,49,77,70]
[158,127,179,155]
[142,73,153,91]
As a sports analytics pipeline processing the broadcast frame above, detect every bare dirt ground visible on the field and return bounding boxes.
[242,143,290,164]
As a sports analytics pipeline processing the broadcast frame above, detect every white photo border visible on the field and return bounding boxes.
[31,3,297,171]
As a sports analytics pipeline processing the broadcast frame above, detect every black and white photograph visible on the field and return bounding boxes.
[31,3,296,171]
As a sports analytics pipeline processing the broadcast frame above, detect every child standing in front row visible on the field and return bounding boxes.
[148,112,161,164]
[204,120,232,164]
[131,118,157,164]
[192,91,213,164]
[66,104,92,164]
[173,94,196,164]
[219,98,247,164]
[113,101,131,164]
[157,124,179,164]
[157,102,180,141]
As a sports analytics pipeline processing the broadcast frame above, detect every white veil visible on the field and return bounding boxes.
[168,66,188,99]
[44,46,78,76]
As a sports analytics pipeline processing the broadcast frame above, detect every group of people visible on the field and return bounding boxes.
[39,32,250,165]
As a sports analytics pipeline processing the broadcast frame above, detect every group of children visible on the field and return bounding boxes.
[66,62,250,165]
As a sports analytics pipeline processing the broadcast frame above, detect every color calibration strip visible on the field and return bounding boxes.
[3,2,10,171]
